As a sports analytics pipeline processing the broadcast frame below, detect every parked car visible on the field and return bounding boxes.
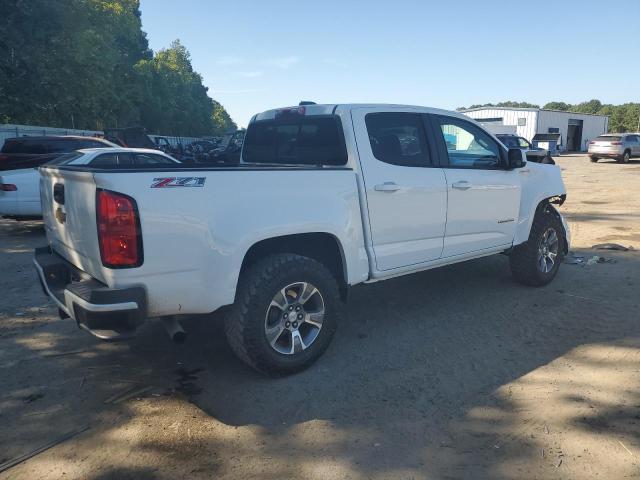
[496,134,555,164]
[1,148,178,220]
[34,103,569,376]
[0,135,116,172]
[588,134,640,163]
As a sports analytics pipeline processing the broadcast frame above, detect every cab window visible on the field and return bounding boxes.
[435,116,502,169]
[365,112,431,167]
[517,137,531,148]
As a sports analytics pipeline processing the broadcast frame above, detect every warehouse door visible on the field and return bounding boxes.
[567,119,583,151]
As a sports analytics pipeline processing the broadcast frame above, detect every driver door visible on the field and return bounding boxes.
[429,114,522,257]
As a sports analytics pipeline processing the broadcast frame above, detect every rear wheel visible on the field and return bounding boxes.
[589,155,599,163]
[225,254,341,376]
[541,155,555,165]
[510,207,565,286]
[622,150,631,164]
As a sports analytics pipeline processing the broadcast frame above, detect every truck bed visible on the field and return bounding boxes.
[38,163,369,318]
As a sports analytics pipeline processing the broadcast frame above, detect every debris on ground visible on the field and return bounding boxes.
[586,255,617,265]
[619,441,634,457]
[564,253,584,264]
[0,425,90,474]
[104,385,152,404]
[592,243,633,251]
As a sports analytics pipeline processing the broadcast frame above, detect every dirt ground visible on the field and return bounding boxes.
[1,155,639,480]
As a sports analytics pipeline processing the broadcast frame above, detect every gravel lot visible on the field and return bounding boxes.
[1,155,639,479]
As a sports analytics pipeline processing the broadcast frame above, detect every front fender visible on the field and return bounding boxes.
[513,162,567,247]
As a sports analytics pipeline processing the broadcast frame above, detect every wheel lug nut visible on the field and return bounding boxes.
[283,313,288,319]
[285,321,291,327]
[297,314,303,320]
[288,306,293,311]
[292,321,298,328]
[295,306,301,311]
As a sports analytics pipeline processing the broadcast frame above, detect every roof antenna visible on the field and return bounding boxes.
[299,101,316,106]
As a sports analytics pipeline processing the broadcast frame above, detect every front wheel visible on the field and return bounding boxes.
[225,254,341,376]
[510,207,565,286]
[590,156,599,163]
[541,155,555,165]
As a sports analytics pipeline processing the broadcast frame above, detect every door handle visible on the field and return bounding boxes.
[451,181,472,190]
[519,168,530,173]
[374,182,401,192]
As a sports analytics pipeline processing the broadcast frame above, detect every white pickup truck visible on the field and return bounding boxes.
[34,103,570,375]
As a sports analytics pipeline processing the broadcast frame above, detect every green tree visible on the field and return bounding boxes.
[0,1,235,136]
[543,102,571,111]
[458,101,539,110]
[136,40,219,136]
[211,100,237,135]
[573,99,603,114]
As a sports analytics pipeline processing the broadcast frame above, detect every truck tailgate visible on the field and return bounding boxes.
[39,167,106,283]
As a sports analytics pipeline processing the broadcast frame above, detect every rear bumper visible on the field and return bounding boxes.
[588,149,623,157]
[33,246,147,341]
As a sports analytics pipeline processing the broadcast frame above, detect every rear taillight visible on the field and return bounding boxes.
[0,183,17,191]
[96,190,142,268]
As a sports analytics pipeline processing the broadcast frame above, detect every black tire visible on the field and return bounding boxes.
[225,254,341,376]
[509,207,565,287]
[589,156,599,163]
[541,155,555,165]
[622,150,631,164]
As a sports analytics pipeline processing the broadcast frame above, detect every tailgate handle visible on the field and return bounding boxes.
[53,183,65,205]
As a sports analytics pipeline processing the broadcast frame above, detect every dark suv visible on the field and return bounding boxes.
[0,136,116,171]
[496,134,554,164]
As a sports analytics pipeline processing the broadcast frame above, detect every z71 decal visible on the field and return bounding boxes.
[151,177,206,188]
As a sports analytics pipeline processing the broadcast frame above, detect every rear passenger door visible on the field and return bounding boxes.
[430,114,521,257]
[629,135,640,156]
[352,108,447,271]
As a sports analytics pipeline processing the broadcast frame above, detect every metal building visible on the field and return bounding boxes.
[461,107,609,152]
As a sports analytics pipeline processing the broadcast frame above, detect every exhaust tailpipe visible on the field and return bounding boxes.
[162,317,186,344]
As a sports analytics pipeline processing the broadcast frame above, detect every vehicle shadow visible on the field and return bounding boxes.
[131,250,640,478]
[2,213,639,479]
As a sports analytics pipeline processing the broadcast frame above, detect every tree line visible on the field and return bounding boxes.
[458,100,639,133]
[0,0,236,136]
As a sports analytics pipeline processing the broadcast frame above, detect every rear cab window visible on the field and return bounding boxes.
[364,112,431,167]
[243,113,347,166]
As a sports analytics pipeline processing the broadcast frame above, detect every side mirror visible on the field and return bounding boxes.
[507,148,526,169]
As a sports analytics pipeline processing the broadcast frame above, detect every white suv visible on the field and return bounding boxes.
[589,134,640,163]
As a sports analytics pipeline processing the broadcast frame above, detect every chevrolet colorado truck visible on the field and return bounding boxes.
[34,104,570,375]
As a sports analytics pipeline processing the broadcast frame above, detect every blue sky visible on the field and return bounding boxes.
[139,0,639,127]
